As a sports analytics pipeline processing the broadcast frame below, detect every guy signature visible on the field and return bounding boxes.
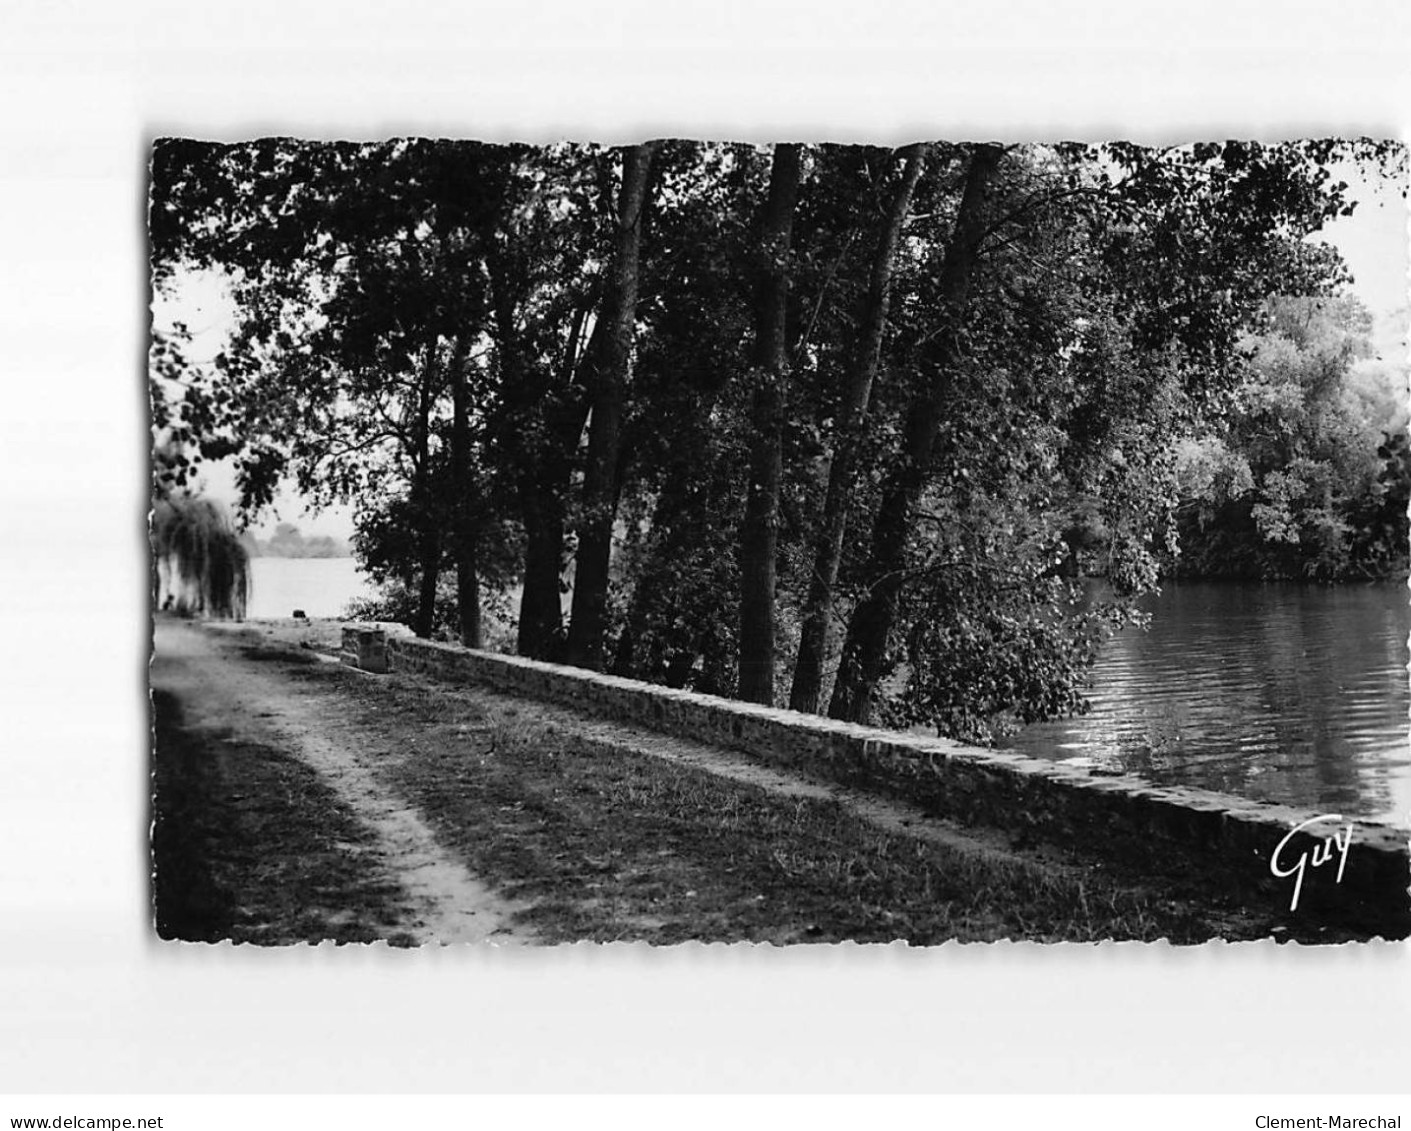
[1270,814,1353,912]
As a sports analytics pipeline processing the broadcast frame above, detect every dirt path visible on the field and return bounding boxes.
[151,619,527,944]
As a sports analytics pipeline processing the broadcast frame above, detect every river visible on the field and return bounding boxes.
[1006,581,1411,827]
[247,556,377,620]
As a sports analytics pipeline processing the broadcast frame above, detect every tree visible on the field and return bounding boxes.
[151,495,250,620]
[828,144,1005,722]
[604,142,767,694]
[151,139,523,641]
[564,143,658,669]
[151,323,251,621]
[789,143,932,713]
[738,142,803,704]
[150,136,1406,746]
[812,140,1401,728]
[1173,294,1409,580]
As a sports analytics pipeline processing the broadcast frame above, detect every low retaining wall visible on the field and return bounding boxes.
[350,628,1410,933]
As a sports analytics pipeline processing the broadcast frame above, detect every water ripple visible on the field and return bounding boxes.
[1007,582,1411,826]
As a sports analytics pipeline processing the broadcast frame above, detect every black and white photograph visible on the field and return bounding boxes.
[147,136,1410,946]
[7,0,1411,1107]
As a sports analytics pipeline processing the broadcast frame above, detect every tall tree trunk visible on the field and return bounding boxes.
[448,338,483,648]
[517,489,565,657]
[411,337,443,639]
[828,144,1005,724]
[456,542,482,648]
[487,247,571,660]
[788,144,931,713]
[414,524,442,638]
[565,142,656,670]
[515,308,598,659]
[738,143,803,706]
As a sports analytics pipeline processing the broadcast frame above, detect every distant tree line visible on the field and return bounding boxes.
[240,522,352,559]
[1169,294,1409,581]
[149,138,1406,742]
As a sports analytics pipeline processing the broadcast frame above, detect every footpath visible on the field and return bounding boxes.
[149,616,1359,945]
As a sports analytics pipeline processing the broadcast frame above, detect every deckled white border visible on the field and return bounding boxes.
[2,0,1409,1095]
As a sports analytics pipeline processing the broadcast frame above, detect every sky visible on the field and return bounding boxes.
[156,147,1410,542]
[1325,154,1410,357]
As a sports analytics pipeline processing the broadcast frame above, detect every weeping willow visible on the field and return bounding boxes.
[152,496,250,620]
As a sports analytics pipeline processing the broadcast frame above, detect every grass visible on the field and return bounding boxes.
[151,687,417,945]
[396,720,1242,944]
[257,650,1271,944]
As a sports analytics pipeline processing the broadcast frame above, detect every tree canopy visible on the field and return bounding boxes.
[149,136,1407,742]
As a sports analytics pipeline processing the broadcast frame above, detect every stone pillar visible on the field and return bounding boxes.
[340,626,388,673]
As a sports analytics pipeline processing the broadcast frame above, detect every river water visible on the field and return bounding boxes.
[1006,582,1411,827]
[247,557,377,620]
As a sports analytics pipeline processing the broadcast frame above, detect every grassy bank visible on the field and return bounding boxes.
[377,705,1225,944]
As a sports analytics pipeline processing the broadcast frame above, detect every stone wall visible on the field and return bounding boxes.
[357,629,1409,933]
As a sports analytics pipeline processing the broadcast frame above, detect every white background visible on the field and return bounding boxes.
[1,0,1409,1095]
